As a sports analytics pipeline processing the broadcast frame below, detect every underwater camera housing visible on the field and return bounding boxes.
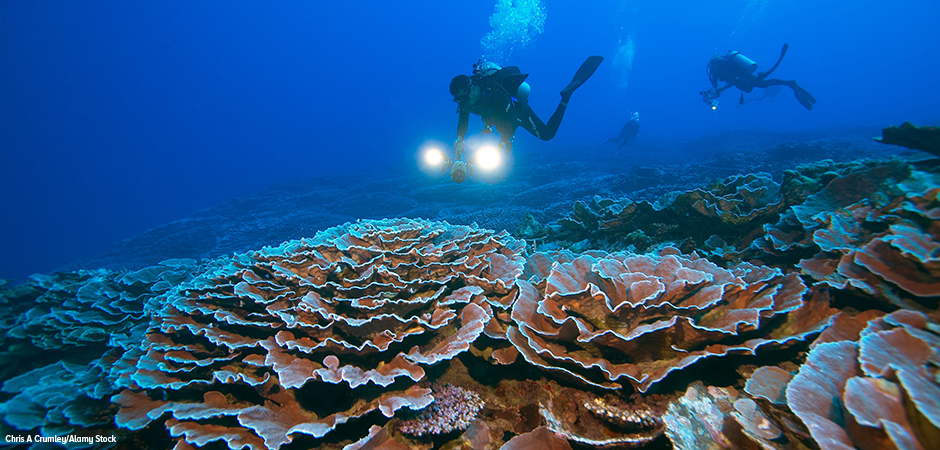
[449,160,470,183]
[700,88,719,109]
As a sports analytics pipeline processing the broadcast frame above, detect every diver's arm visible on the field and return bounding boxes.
[456,110,469,142]
[497,131,514,154]
[455,110,469,159]
[715,82,735,96]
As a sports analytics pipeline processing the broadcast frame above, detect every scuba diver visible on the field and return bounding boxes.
[449,56,604,163]
[600,111,640,152]
[699,43,816,110]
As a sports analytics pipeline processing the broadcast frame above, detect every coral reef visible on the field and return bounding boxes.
[525,158,909,260]
[500,426,573,450]
[114,219,524,448]
[786,310,940,450]
[0,260,200,441]
[543,171,786,251]
[761,164,940,315]
[396,383,485,436]
[504,248,837,392]
[664,382,787,449]
[540,394,664,449]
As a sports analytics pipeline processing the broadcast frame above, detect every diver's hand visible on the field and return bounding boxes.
[454,139,465,160]
[480,126,493,135]
[700,88,718,103]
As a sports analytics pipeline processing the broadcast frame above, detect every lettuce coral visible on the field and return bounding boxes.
[114,219,525,449]
[786,310,940,450]
[504,247,836,392]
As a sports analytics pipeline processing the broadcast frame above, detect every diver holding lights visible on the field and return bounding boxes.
[422,143,502,184]
[434,56,603,183]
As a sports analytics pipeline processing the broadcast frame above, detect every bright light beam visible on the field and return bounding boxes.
[424,147,445,166]
[475,146,501,170]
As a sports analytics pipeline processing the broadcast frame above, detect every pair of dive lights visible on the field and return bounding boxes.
[422,144,503,183]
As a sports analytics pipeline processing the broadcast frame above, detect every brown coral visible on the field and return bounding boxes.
[790,168,940,315]
[505,247,836,392]
[786,309,940,450]
[114,219,526,449]
[663,382,788,450]
[542,172,787,255]
[540,393,665,449]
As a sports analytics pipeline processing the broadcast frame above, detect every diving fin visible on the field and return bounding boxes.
[758,43,789,79]
[560,55,604,101]
[793,85,816,110]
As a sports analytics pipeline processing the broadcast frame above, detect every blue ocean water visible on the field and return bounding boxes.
[1,0,938,282]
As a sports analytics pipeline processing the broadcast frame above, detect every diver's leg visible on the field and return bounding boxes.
[540,102,568,140]
[754,78,789,88]
[516,102,565,141]
[758,79,816,110]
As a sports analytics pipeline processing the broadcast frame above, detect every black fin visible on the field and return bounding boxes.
[759,43,789,79]
[793,85,817,110]
[560,56,604,99]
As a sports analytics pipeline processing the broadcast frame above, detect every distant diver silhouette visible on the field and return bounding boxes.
[738,85,782,106]
[600,112,640,153]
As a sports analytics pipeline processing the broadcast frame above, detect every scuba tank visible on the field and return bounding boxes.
[708,51,758,86]
[473,59,531,103]
[514,81,530,103]
[726,51,758,75]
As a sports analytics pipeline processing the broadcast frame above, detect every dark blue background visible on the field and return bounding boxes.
[2,0,938,281]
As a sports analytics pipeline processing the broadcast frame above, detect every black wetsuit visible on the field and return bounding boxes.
[712,60,788,93]
[456,66,568,151]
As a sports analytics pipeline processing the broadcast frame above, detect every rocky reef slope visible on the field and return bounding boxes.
[62,127,900,274]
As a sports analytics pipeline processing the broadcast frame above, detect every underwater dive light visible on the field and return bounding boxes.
[418,138,505,183]
[474,145,502,171]
[700,88,720,110]
[424,147,445,166]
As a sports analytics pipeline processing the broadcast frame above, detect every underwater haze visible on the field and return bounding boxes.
[2,0,939,281]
